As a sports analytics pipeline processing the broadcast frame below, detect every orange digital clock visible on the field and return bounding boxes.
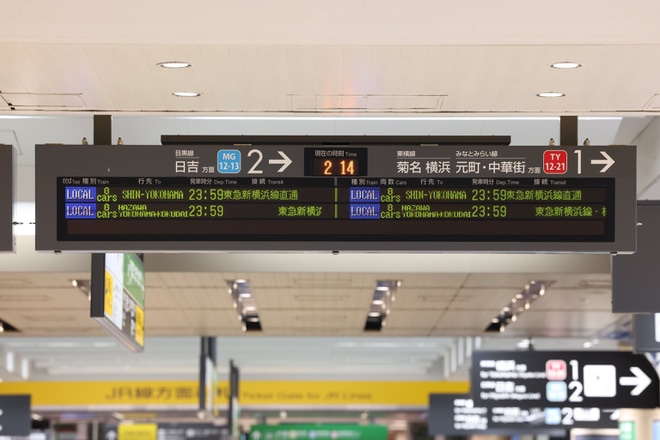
[305,147,368,176]
[313,158,358,176]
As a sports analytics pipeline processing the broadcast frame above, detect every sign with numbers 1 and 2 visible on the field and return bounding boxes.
[428,393,617,435]
[470,351,660,409]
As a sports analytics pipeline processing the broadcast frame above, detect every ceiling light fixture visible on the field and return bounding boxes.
[485,281,554,333]
[537,92,565,98]
[172,91,201,98]
[551,61,581,69]
[71,279,91,297]
[583,338,600,349]
[157,61,191,69]
[227,280,262,331]
[364,280,400,331]
[0,319,18,333]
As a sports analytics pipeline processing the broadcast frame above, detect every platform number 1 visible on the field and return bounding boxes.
[568,359,584,402]
[574,150,582,174]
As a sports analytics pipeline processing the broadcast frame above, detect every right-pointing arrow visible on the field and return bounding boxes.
[268,151,292,172]
[590,151,615,173]
[619,366,652,396]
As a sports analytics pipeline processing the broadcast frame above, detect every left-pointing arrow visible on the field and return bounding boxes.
[619,366,652,396]
[590,151,615,173]
[268,151,292,172]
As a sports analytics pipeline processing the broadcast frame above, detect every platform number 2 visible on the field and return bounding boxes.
[568,359,584,402]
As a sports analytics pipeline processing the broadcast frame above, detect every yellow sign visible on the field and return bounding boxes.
[0,380,200,406]
[118,424,157,440]
[135,306,144,346]
[240,380,469,406]
[0,380,468,408]
[104,270,114,317]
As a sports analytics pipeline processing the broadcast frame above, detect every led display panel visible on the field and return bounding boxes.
[35,140,636,252]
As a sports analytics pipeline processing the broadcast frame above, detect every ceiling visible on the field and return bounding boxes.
[2,0,660,115]
[0,0,659,420]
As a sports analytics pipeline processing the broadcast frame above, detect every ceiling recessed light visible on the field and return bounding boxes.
[537,92,565,98]
[158,61,191,69]
[172,92,201,97]
[551,61,581,69]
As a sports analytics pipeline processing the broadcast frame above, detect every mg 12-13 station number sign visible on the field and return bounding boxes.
[35,142,636,252]
[470,351,660,409]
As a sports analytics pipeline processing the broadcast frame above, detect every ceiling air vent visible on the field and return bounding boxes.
[0,91,86,111]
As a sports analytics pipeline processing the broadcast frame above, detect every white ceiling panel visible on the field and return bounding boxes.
[463,273,563,288]
[257,288,373,311]
[0,288,89,310]
[532,288,612,311]
[383,310,444,329]
[260,309,366,331]
[149,287,233,309]
[7,42,656,114]
[431,310,493,331]
[504,310,623,337]
[393,273,469,288]
[391,288,457,310]
[446,288,527,310]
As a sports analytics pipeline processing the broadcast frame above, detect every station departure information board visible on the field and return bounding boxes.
[35,138,637,252]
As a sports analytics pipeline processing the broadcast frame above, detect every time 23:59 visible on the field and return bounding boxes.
[188,205,224,217]
[471,205,507,218]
